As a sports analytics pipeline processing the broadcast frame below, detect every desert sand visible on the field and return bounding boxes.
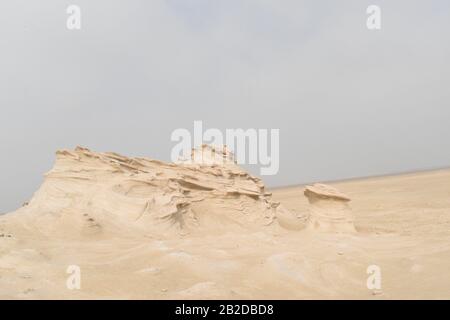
[0,147,449,299]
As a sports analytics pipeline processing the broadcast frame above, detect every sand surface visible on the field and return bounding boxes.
[1,148,449,299]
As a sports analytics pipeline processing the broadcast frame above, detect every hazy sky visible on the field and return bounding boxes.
[1,0,450,213]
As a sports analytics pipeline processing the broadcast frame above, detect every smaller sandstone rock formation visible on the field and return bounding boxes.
[304,183,356,233]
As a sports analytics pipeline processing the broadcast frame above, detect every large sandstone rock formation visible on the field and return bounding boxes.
[8,146,291,238]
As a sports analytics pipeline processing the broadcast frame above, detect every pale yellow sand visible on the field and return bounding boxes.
[1,148,449,299]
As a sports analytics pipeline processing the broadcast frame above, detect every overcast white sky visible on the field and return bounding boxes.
[1,0,450,213]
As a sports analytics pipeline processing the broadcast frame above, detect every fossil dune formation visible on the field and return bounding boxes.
[8,145,291,238]
[304,183,356,233]
[1,146,450,299]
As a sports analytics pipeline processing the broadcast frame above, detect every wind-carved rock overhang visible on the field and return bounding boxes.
[18,146,293,237]
[304,183,356,233]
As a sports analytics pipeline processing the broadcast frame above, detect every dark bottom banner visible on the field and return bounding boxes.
[1,300,446,318]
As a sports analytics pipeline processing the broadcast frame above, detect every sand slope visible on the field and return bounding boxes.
[0,148,449,299]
